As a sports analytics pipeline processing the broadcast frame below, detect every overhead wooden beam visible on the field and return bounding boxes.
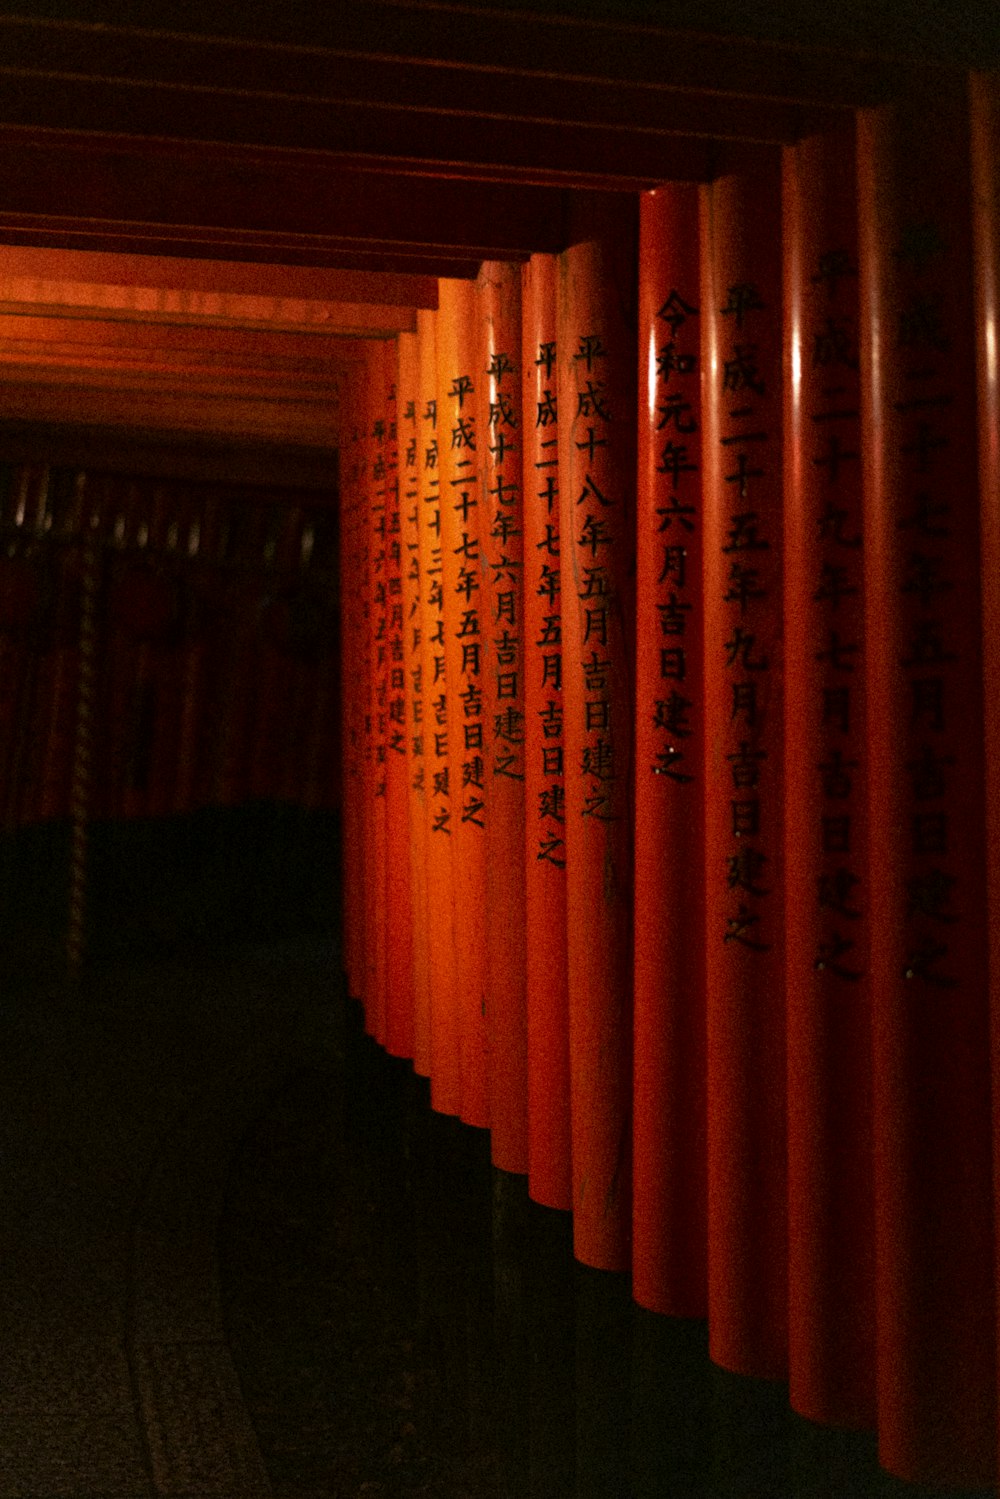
[0,312,371,374]
[0,26,845,146]
[0,223,483,279]
[0,136,568,255]
[0,8,945,109]
[0,275,419,339]
[0,246,438,308]
[0,88,767,190]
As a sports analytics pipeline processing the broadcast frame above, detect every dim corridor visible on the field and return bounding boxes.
[0,812,992,1499]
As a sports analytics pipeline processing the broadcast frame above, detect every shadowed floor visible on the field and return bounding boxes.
[0,810,994,1498]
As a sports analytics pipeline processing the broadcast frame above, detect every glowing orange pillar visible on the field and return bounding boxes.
[858,87,995,1487]
[521,253,571,1212]
[363,346,390,1042]
[971,69,1000,1493]
[339,373,368,1002]
[438,278,489,1129]
[558,201,637,1271]
[381,340,416,1061]
[478,261,528,1173]
[632,184,707,1318]
[701,164,787,1379]
[782,125,876,1430]
[398,327,432,1078]
[418,308,460,1115]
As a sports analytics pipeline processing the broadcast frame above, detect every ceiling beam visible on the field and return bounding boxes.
[0,9,945,109]
[0,34,845,147]
[0,312,371,368]
[0,246,438,307]
[0,223,484,278]
[0,137,569,256]
[0,282,419,339]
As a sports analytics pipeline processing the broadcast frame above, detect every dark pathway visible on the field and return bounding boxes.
[0,808,994,1498]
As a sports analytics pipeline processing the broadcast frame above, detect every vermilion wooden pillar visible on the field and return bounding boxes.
[339,375,367,1001]
[381,340,416,1060]
[971,71,1000,1490]
[701,164,787,1379]
[438,277,490,1129]
[858,86,995,1487]
[632,184,707,1319]
[478,261,528,1174]
[398,327,432,1077]
[418,307,460,1115]
[558,200,637,1272]
[363,347,390,1043]
[521,252,571,1212]
[783,126,876,1430]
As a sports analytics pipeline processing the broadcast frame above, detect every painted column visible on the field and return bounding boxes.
[632,183,707,1319]
[558,199,637,1272]
[338,371,368,1001]
[522,252,571,1212]
[701,162,787,1379]
[438,277,490,1129]
[418,308,460,1115]
[381,340,416,1061]
[858,85,996,1487]
[478,260,528,1174]
[363,348,390,1042]
[398,327,433,1078]
[783,124,876,1431]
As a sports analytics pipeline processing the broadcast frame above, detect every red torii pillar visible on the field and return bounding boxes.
[858,85,995,1488]
[438,278,490,1129]
[632,183,707,1319]
[558,200,637,1273]
[478,260,529,1175]
[522,252,571,1212]
[701,162,787,1380]
[398,326,432,1078]
[783,124,876,1430]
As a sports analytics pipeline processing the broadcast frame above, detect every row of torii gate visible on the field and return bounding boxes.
[338,80,1000,1491]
